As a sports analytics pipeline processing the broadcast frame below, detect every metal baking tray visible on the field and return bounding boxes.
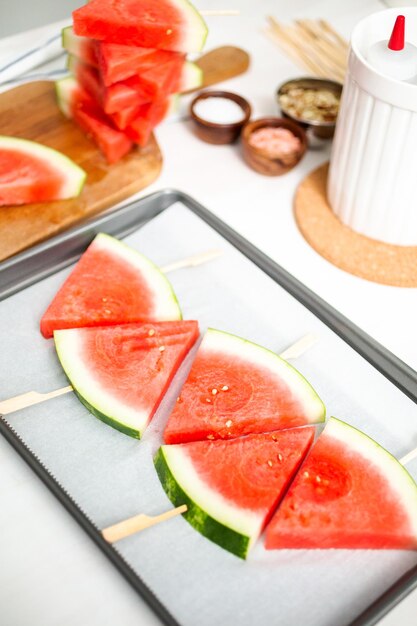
[0,189,416,626]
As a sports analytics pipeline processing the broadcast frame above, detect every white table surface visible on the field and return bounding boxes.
[1,1,416,625]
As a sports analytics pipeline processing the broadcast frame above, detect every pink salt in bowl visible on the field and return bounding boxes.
[241,117,307,176]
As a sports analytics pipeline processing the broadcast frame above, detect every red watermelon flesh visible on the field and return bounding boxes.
[62,26,100,69]
[0,136,86,206]
[265,418,417,550]
[73,0,208,53]
[72,99,133,163]
[63,26,183,86]
[124,98,174,145]
[155,427,314,557]
[54,321,199,438]
[164,328,325,444]
[56,77,133,164]
[69,55,183,114]
[40,232,182,338]
[97,42,183,87]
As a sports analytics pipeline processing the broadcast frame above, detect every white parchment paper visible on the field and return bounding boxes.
[1,202,417,626]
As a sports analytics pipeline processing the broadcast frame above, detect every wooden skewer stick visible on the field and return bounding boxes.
[294,20,347,74]
[279,333,318,361]
[160,248,222,274]
[0,334,317,416]
[399,447,417,466]
[319,19,349,51]
[266,21,330,78]
[102,504,187,543]
[266,17,347,82]
[0,385,73,415]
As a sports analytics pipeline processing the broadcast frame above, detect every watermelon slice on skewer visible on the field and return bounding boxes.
[164,328,325,444]
[155,427,315,558]
[0,136,86,206]
[55,321,199,438]
[68,55,201,114]
[265,417,417,550]
[62,26,184,86]
[73,0,208,53]
[40,233,181,338]
[56,77,133,164]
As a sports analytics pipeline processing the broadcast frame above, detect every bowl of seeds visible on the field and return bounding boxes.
[277,77,342,148]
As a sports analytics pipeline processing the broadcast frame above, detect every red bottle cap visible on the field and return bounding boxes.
[388,15,405,51]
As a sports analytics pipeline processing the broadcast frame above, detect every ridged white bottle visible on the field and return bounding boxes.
[327,8,417,246]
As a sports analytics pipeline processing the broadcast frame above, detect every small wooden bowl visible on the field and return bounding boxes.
[241,117,307,176]
[190,91,252,144]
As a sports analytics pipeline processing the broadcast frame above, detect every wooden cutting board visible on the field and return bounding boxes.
[0,46,250,262]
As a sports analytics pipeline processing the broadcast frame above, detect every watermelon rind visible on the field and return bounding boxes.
[55,77,78,119]
[92,233,182,321]
[54,327,150,438]
[326,417,417,533]
[180,61,203,92]
[0,135,86,199]
[62,26,83,59]
[205,328,325,424]
[170,0,208,52]
[154,445,258,558]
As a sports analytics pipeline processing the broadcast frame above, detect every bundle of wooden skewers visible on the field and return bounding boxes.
[265,17,348,84]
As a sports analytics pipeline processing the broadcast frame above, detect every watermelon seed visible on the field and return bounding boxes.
[207,434,215,440]
[104,309,111,314]
[267,460,273,467]
[102,297,107,302]
[271,435,279,441]
[221,385,229,391]
[211,388,218,395]
[159,346,165,352]
[303,471,309,478]
[316,475,321,483]
[225,419,232,428]
[278,453,283,462]
[206,398,212,403]
[148,329,155,336]
[166,29,173,34]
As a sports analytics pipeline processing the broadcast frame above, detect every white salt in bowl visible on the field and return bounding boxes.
[190,90,252,144]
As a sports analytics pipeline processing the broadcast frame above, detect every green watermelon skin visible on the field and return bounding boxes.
[154,447,250,558]
[54,321,199,438]
[265,417,417,550]
[73,0,208,53]
[155,427,315,558]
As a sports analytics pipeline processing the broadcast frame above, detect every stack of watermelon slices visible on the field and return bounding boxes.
[56,0,207,163]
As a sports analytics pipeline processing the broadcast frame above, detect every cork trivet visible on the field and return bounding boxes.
[294,163,417,288]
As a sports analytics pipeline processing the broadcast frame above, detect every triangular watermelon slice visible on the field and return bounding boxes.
[62,26,184,86]
[73,0,208,53]
[265,417,417,550]
[40,233,182,338]
[155,427,315,558]
[0,136,86,206]
[68,55,200,114]
[55,320,199,438]
[163,328,325,444]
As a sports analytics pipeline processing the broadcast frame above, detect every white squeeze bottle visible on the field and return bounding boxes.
[367,14,417,80]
